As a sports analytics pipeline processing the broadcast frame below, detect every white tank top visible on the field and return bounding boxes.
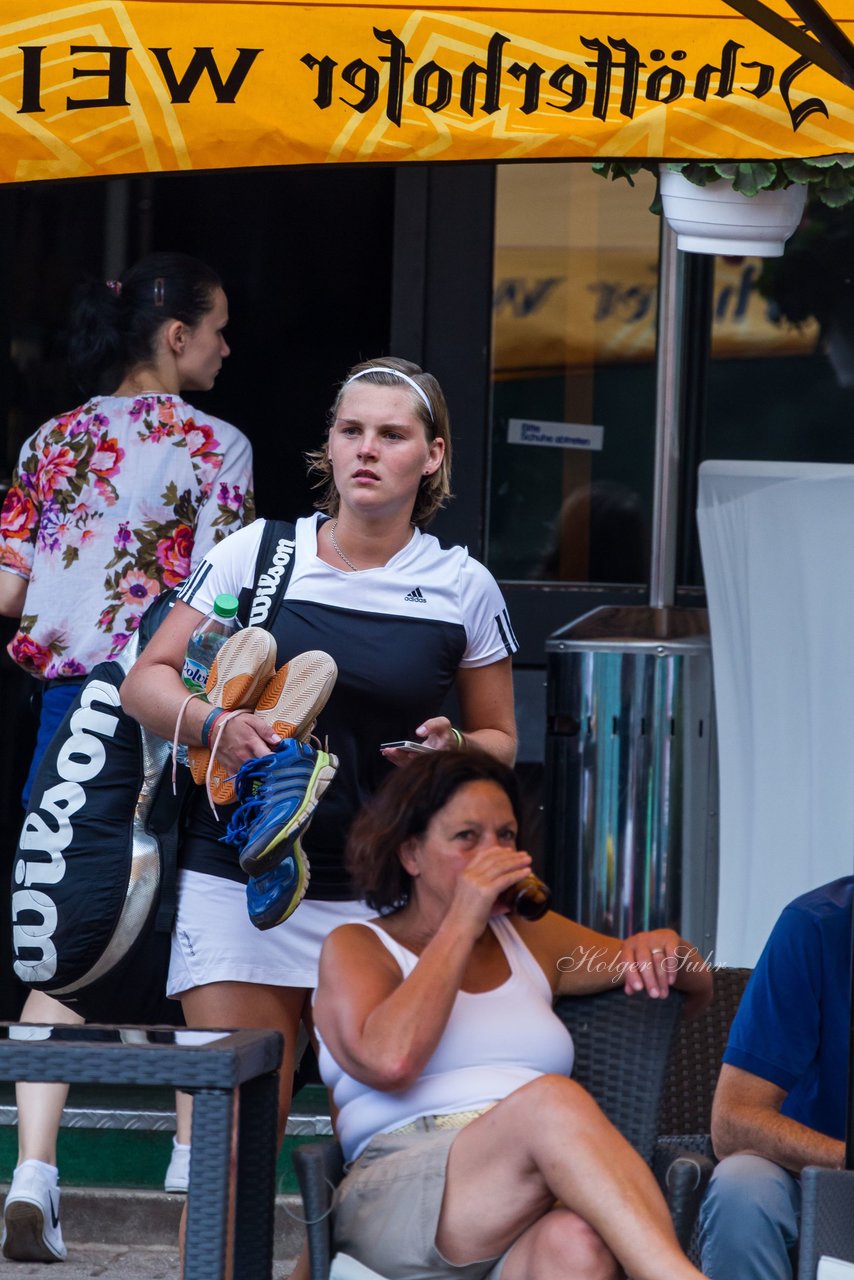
[316,915,575,1161]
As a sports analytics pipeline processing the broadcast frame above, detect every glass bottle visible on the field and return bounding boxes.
[499,873,552,921]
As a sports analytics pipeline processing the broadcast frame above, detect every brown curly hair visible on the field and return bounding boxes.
[305,356,453,528]
[346,748,523,913]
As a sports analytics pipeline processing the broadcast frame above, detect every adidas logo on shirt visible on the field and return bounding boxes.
[404,587,427,603]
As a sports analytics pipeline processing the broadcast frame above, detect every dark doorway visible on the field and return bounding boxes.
[0,163,395,1016]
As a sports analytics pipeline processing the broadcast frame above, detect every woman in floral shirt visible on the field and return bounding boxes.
[0,251,253,1264]
[0,252,254,800]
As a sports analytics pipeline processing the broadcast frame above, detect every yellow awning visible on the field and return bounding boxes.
[2,0,853,183]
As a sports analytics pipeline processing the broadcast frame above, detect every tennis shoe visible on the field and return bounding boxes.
[190,648,337,808]
[187,626,278,805]
[2,1160,67,1262]
[224,738,338,875]
[163,1139,190,1193]
[254,650,338,741]
[246,838,310,930]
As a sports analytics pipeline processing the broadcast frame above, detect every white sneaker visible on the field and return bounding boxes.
[1,1160,67,1262]
[163,1140,190,1193]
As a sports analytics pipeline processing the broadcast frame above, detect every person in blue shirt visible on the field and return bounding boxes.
[700,876,853,1280]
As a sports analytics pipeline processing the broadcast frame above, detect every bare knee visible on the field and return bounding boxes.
[536,1209,620,1280]
[504,1074,603,1125]
[20,989,83,1025]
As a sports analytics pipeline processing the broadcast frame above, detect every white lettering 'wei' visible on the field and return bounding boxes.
[12,679,121,984]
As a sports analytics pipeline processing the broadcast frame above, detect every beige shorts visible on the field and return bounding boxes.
[333,1130,511,1280]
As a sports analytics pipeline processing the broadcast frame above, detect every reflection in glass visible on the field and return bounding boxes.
[535,480,648,583]
[488,169,854,593]
[687,199,854,589]
[488,163,659,585]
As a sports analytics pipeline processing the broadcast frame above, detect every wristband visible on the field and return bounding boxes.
[450,726,466,751]
[201,706,227,749]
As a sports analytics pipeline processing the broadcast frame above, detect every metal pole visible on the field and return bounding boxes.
[649,219,687,609]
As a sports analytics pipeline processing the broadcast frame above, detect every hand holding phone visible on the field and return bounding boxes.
[380,740,436,754]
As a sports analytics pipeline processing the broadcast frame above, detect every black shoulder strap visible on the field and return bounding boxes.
[155,519,296,933]
[237,518,297,633]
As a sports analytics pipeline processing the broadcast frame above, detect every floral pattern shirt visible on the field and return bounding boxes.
[0,393,254,679]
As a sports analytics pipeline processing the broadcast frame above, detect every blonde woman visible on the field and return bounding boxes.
[122,358,519,1152]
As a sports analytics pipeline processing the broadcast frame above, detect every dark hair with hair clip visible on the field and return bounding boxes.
[346,747,523,912]
[68,252,222,395]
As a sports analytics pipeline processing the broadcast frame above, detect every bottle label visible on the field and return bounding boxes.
[181,656,209,693]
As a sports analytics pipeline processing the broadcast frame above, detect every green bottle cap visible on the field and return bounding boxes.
[212,593,239,619]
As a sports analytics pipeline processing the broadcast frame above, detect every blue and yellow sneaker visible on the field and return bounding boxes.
[246,838,310,930]
[224,738,338,876]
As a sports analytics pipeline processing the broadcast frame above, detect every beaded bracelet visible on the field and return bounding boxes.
[201,706,227,749]
[450,726,466,751]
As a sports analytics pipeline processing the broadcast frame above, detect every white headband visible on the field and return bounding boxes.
[345,366,433,419]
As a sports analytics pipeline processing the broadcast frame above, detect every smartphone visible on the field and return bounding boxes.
[380,740,436,754]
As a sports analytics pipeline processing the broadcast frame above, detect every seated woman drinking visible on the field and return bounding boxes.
[314,748,712,1280]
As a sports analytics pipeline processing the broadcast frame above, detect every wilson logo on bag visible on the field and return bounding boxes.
[10,590,187,1023]
[9,519,295,1024]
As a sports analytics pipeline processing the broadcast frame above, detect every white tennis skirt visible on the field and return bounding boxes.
[167,869,375,996]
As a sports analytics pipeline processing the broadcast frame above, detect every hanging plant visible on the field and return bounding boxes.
[757,202,854,328]
[593,155,854,210]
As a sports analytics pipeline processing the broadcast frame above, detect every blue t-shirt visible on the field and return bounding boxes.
[723,876,852,1140]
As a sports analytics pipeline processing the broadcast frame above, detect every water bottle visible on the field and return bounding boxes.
[181,593,241,695]
[498,873,552,921]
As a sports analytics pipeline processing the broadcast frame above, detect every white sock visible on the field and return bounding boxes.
[16,1159,58,1185]
[172,1140,191,1152]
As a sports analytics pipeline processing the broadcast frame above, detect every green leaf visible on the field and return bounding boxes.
[797,154,847,171]
[783,159,817,183]
[668,161,721,188]
[820,183,854,209]
[590,160,650,187]
[597,155,854,212]
[174,491,196,524]
[212,505,241,528]
[104,546,131,570]
[136,551,160,577]
[133,526,161,550]
[726,162,778,196]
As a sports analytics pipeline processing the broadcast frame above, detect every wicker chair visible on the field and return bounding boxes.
[798,1169,854,1280]
[658,966,752,1138]
[293,986,690,1280]
[652,965,753,1261]
[648,965,854,1280]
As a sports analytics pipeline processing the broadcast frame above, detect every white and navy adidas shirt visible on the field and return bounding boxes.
[177,514,518,899]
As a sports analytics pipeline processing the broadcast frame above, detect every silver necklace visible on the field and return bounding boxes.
[330,521,360,572]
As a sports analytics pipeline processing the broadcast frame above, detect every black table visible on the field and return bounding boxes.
[0,1022,282,1279]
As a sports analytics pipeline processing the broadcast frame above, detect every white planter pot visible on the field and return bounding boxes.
[659,168,807,257]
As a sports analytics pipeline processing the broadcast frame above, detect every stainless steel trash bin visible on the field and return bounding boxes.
[544,605,718,950]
